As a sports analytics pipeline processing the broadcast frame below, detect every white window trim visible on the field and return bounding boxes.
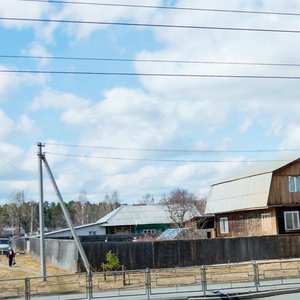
[143,229,156,234]
[261,213,272,230]
[289,176,300,193]
[284,211,300,230]
[220,217,229,234]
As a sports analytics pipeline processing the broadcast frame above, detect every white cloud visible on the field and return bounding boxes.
[0,0,51,29]
[54,0,162,40]
[239,118,253,133]
[30,88,90,111]
[0,110,13,139]
[0,66,19,99]
[22,42,53,67]
[4,0,300,205]
[279,123,300,150]
[15,115,36,134]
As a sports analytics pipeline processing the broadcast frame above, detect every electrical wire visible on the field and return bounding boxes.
[43,142,300,154]
[1,16,300,34]
[0,156,36,181]
[46,151,296,163]
[15,0,300,17]
[2,69,300,79]
[0,149,37,180]
[1,54,300,68]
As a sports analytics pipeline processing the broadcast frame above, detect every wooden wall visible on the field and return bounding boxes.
[269,159,300,205]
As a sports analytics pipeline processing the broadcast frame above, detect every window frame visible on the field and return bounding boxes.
[284,211,300,230]
[143,229,156,234]
[261,213,272,230]
[288,176,300,193]
[220,217,229,234]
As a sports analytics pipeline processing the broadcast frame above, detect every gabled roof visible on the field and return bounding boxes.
[213,154,300,185]
[206,155,300,214]
[44,222,101,236]
[96,204,172,226]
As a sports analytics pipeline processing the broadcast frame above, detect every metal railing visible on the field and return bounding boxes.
[1,259,300,299]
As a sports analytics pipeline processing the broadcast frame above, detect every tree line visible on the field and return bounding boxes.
[0,189,206,237]
[0,191,120,236]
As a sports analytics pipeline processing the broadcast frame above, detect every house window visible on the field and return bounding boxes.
[89,231,96,236]
[220,217,229,233]
[143,229,156,234]
[261,213,272,230]
[288,176,300,192]
[284,211,300,230]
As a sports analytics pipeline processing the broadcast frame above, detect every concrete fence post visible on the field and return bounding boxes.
[24,277,30,300]
[201,265,207,296]
[145,268,151,300]
[253,261,259,292]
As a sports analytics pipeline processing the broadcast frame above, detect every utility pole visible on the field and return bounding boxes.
[37,142,46,280]
[42,155,91,274]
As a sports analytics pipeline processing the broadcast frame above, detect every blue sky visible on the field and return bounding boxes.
[1,0,300,204]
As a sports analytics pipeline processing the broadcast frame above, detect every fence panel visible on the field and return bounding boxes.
[2,259,300,299]
[257,260,300,289]
[91,269,147,299]
[28,273,87,300]
[0,278,26,299]
[205,262,256,293]
[149,266,203,296]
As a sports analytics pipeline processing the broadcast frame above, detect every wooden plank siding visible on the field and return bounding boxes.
[268,159,300,206]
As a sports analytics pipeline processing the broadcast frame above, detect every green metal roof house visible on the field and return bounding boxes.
[96,204,173,235]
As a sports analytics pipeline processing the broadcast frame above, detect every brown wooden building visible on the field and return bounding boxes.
[206,156,300,237]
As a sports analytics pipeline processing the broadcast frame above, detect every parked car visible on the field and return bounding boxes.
[0,238,9,254]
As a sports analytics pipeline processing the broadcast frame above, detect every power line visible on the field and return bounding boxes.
[0,148,36,179]
[2,69,300,79]
[43,142,300,154]
[46,151,297,163]
[2,54,300,68]
[16,0,300,17]
[1,17,300,34]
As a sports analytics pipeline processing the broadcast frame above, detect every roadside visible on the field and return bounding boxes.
[0,252,71,279]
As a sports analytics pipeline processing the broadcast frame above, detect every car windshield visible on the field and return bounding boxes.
[0,238,9,244]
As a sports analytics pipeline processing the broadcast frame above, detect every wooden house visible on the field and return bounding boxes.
[205,156,300,237]
[96,204,173,235]
[45,204,173,238]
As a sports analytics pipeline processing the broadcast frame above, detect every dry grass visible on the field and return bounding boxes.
[0,253,75,298]
[0,253,71,279]
[1,253,300,298]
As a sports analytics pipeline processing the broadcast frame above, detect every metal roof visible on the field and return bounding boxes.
[206,173,272,214]
[206,155,300,214]
[213,154,300,185]
[96,204,172,226]
[44,222,102,237]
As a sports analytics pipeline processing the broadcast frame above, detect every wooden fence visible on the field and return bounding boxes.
[81,234,300,271]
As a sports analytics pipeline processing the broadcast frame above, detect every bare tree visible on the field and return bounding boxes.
[139,193,155,205]
[7,191,28,235]
[73,190,89,225]
[161,188,205,228]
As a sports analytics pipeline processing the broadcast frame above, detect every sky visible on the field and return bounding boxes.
[1,0,300,205]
